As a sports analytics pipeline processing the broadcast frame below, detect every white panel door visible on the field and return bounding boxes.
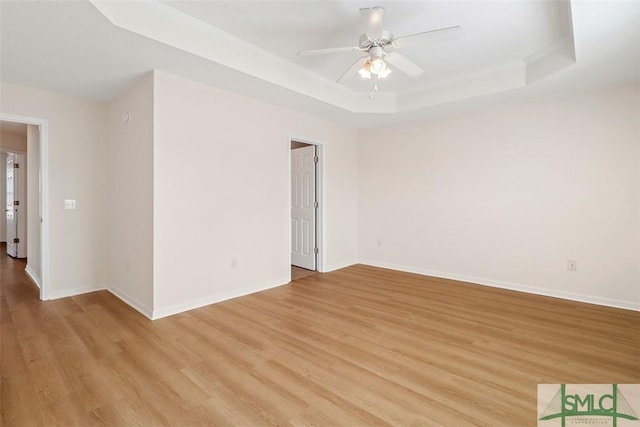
[6,153,18,257]
[291,145,316,270]
[6,153,26,258]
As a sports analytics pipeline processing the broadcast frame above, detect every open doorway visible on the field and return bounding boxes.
[0,115,47,300]
[1,122,28,260]
[290,139,322,281]
[4,151,27,258]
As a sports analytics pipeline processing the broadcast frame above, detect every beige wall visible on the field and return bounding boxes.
[26,124,41,284]
[0,130,27,152]
[0,82,108,297]
[107,73,154,316]
[358,82,640,310]
[152,71,359,318]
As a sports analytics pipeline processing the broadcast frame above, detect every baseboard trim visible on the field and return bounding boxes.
[359,260,640,312]
[107,287,153,320]
[48,284,106,300]
[24,265,41,289]
[322,260,358,273]
[152,279,288,320]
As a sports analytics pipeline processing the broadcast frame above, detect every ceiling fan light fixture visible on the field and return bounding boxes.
[358,60,391,80]
[299,6,450,84]
[358,63,372,79]
[377,67,391,79]
[369,56,387,74]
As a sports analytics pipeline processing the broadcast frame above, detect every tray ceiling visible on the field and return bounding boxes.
[1,1,637,128]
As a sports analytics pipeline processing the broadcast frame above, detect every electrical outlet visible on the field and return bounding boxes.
[567,260,577,272]
[64,199,76,209]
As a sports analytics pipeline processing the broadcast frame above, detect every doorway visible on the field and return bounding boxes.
[5,151,27,258]
[0,115,48,300]
[290,139,321,280]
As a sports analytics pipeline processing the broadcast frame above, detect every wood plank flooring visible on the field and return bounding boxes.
[2,249,639,426]
[291,266,316,281]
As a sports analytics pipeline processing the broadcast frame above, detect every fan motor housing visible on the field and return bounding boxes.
[359,29,394,49]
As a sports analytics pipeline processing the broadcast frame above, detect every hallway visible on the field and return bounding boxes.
[0,243,35,308]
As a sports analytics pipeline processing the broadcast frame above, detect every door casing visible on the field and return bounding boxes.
[1,113,49,300]
[288,136,324,280]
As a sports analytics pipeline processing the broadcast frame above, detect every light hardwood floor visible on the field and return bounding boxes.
[291,266,316,281]
[2,248,639,426]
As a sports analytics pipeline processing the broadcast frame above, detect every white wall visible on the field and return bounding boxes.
[359,83,640,310]
[152,71,358,318]
[2,75,636,316]
[26,124,41,285]
[1,82,108,297]
[107,73,154,316]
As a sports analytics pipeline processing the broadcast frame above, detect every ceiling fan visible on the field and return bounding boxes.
[297,7,462,91]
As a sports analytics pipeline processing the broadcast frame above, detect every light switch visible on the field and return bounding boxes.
[64,199,76,209]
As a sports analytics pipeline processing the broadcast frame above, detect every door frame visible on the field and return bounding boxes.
[1,113,49,300]
[288,136,324,278]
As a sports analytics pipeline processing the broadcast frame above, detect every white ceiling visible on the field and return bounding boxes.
[160,0,565,93]
[0,1,638,128]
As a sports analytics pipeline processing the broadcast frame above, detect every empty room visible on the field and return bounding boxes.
[1,0,638,425]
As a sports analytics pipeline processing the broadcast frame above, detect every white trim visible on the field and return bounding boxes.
[107,287,153,319]
[88,0,365,113]
[48,284,106,300]
[24,265,41,289]
[287,139,292,281]
[316,143,325,273]
[324,260,358,273]
[359,260,640,312]
[0,113,49,300]
[86,0,577,114]
[152,279,287,320]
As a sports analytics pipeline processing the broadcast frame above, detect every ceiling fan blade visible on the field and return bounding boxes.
[337,56,369,83]
[392,26,462,49]
[384,52,425,77]
[297,46,362,56]
[360,6,384,41]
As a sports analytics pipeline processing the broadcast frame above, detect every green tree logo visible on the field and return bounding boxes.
[539,384,639,427]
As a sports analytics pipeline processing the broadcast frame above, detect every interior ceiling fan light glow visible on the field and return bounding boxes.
[377,67,391,78]
[358,60,391,79]
[369,56,387,74]
[358,62,372,79]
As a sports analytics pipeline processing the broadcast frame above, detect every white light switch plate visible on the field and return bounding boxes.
[64,199,76,209]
